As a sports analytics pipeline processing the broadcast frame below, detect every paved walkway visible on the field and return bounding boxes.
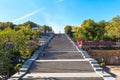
[23,34,104,80]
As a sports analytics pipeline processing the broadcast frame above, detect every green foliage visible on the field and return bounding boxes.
[105,16,120,41]
[14,63,22,71]
[97,20,108,41]
[73,19,106,41]
[80,19,104,41]
[31,30,40,40]
[21,21,40,28]
[64,25,73,37]
[73,26,86,41]
[14,25,21,31]
[0,21,43,77]
[68,16,120,42]
[41,25,53,33]
[100,62,106,67]
[0,27,26,76]
[0,22,15,30]
[0,48,12,70]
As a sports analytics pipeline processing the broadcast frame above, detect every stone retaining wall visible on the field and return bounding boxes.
[87,50,120,65]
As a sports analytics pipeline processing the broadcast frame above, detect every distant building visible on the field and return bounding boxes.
[31,27,40,30]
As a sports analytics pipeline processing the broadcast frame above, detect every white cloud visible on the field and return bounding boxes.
[56,0,64,3]
[11,8,44,23]
[42,12,65,33]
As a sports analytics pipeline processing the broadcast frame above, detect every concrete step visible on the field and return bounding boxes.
[20,68,28,72]
[95,67,102,71]
[93,64,101,67]
[91,61,98,64]
[22,65,29,68]
[23,72,102,78]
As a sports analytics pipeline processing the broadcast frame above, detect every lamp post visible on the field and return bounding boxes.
[115,56,119,64]
[100,57,105,73]
[18,58,21,63]
[101,57,104,62]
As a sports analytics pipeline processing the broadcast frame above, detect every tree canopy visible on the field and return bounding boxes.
[105,16,120,41]
[41,25,53,33]
[65,16,120,42]
[0,21,53,78]
[64,25,73,37]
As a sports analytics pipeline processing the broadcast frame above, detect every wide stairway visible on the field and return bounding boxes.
[23,34,104,80]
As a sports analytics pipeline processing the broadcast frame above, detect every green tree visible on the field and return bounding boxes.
[41,25,52,33]
[0,21,42,78]
[73,26,87,41]
[14,63,22,74]
[0,48,12,78]
[21,21,40,28]
[0,22,15,30]
[80,19,106,41]
[96,20,108,41]
[105,16,120,41]
[64,25,73,37]
[72,19,108,42]
[80,19,96,41]
[0,27,27,78]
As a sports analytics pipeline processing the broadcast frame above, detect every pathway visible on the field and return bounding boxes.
[23,34,104,80]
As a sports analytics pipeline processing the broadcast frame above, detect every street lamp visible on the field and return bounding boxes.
[115,56,119,64]
[101,57,104,62]
[18,58,21,63]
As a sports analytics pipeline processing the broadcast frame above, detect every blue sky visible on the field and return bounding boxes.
[0,0,120,33]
